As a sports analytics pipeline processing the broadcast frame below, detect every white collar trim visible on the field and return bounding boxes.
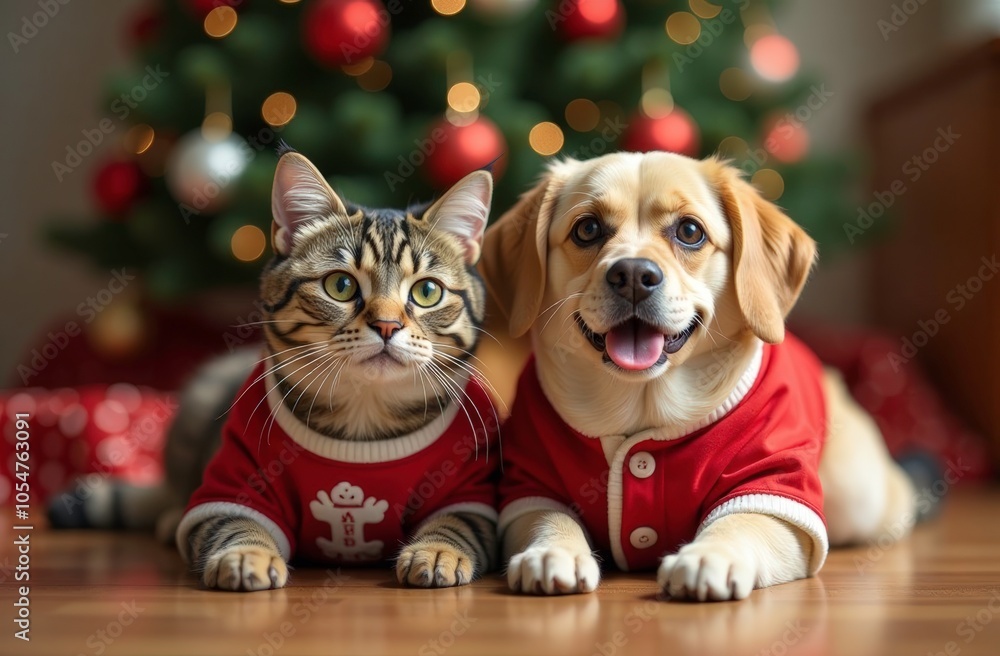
[265,371,463,463]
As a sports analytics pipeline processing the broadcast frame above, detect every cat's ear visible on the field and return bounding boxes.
[271,152,348,256]
[423,170,493,265]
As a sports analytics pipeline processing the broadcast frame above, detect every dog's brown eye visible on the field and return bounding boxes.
[675,218,706,248]
[572,216,604,246]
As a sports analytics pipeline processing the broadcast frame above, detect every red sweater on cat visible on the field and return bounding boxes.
[177,364,499,565]
[498,335,829,574]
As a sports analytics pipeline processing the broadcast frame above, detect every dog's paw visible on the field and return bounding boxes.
[396,541,475,588]
[203,546,288,592]
[657,542,755,602]
[507,545,600,595]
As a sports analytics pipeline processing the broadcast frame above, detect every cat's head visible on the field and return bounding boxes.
[260,150,492,396]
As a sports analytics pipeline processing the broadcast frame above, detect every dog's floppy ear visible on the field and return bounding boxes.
[708,160,816,344]
[478,169,566,338]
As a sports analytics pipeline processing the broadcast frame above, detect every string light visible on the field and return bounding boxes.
[124,124,155,155]
[689,0,721,19]
[640,88,674,119]
[752,169,784,200]
[665,12,701,45]
[357,60,392,92]
[750,34,799,82]
[447,82,481,113]
[565,99,600,132]
[204,6,238,38]
[719,67,752,101]
[261,92,297,127]
[528,122,564,156]
[431,0,466,16]
[231,225,267,262]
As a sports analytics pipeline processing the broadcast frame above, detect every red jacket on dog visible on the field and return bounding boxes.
[498,334,829,573]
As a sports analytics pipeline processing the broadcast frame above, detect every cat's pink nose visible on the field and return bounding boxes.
[369,319,402,342]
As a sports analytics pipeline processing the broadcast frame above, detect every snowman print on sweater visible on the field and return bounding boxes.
[309,482,389,561]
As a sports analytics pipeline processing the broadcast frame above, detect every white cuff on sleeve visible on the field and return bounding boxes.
[175,501,292,563]
[699,493,829,575]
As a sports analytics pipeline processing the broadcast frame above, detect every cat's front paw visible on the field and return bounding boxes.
[657,542,755,602]
[203,546,288,592]
[396,542,475,588]
[507,545,600,595]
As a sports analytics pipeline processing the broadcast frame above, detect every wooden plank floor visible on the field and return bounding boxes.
[4,489,1000,656]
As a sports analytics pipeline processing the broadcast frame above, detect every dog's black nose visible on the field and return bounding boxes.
[606,258,663,303]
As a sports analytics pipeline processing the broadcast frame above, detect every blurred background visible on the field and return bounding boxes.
[1,0,998,504]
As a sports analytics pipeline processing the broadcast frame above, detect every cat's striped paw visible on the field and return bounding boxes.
[203,546,288,592]
[396,542,475,588]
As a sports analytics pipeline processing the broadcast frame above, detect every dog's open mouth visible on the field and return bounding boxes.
[575,313,698,371]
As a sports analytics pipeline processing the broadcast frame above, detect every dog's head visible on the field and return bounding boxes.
[481,152,815,383]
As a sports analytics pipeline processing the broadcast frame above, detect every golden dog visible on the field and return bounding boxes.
[477,152,917,601]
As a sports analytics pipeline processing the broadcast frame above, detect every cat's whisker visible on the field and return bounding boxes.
[247,347,336,446]
[424,363,478,458]
[431,349,508,418]
[426,361,491,462]
[223,343,330,419]
[261,352,333,448]
[304,354,344,431]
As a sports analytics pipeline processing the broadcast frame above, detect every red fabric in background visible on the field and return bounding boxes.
[794,323,993,481]
[1,385,174,507]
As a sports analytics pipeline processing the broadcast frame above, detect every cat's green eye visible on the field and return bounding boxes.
[323,272,359,302]
[410,278,443,308]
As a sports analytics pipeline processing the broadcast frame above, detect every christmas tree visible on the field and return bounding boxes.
[48,0,853,301]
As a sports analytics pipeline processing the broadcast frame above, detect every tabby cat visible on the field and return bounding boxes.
[52,146,500,591]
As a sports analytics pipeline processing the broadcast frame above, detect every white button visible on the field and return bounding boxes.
[628,451,655,479]
[629,527,658,549]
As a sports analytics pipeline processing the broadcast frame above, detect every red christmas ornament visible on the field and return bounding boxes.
[93,160,146,216]
[763,118,809,163]
[127,4,163,49]
[621,109,700,157]
[303,0,389,68]
[559,0,624,41]
[424,117,507,189]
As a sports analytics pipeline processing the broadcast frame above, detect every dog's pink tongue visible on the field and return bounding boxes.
[605,320,665,370]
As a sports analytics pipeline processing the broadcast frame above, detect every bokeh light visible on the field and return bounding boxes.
[750,34,799,82]
[640,88,674,119]
[689,0,721,19]
[764,119,809,163]
[261,92,297,127]
[717,135,749,159]
[357,60,392,91]
[565,98,600,132]
[528,122,565,156]
[719,67,752,101]
[431,0,466,16]
[752,168,784,200]
[447,82,481,113]
[341,57,375,76]
[124,124,155,155]
[231,225,267,262]
[202,112,233,136]
[666,12,701,45]
[203,6,238,38]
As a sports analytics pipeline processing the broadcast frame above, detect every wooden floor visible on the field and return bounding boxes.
[4,489,1000,656]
